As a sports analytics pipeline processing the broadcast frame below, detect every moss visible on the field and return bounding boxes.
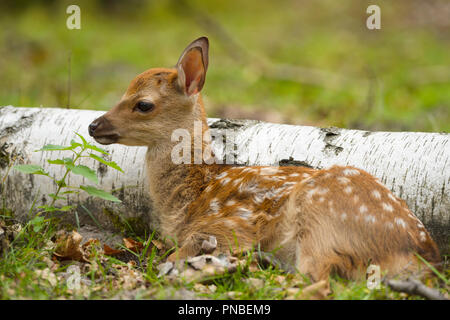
[0,205,15,225]
[102,208,148,237]
[124,216,149,236]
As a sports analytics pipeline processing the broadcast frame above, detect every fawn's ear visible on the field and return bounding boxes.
[176,37,209,96]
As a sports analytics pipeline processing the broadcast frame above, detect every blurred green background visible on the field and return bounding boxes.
[0,0,448,131]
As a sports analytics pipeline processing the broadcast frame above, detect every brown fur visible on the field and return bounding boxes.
[89,37,441,282]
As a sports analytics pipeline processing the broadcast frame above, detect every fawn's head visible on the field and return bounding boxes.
[88,37,209,147]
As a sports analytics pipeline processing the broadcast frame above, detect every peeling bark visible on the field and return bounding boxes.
[0,106,449,253]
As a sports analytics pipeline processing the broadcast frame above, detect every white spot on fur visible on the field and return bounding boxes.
[319,197,325,203]
[328,200,335,214]
[307,187,328,201]
[341,213,347,221]
[260,167,279,175]
[365,215,376,223]
[306,188,318,199]
[263,176,286,182]
[239,180,259,194]
[226,200,236,206]
[419,231,427,242]
[236,207,252,220]
[265,187,283,200]
[289,173,300,177]
[343,168,360,176]
[221,177,231,185]
[302,173,311,178]
[216,171,228,179]
[209,198,220,214]
[388,193,399,203]
[382,203,394,212]
[232,177,244,186]
[337,177,351,184]
[371,190,381,199]
[253,193,265,204]
[359,205,368,214]
[395,218,407,228]
[344,186,353,194]
[417,223,425,229]
[204,184,213,193]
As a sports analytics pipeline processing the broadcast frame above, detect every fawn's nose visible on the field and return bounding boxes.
[88,121,99,136]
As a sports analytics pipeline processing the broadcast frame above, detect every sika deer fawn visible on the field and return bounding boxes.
[88,37,441,281]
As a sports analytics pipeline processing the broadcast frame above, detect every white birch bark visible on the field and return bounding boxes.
[1,106,449,252]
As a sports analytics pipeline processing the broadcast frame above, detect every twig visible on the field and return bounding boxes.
[386,278,448,300]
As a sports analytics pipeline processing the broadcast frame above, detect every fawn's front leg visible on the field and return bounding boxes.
[167,226,256,262]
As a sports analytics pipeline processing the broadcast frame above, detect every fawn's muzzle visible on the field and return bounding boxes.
[88,122,99,136]
[88,116,120,145]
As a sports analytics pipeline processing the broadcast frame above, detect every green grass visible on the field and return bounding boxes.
[1,216,448,300]
[0,0,448,131]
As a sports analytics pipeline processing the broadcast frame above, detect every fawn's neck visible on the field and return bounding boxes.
[145,96,219,239]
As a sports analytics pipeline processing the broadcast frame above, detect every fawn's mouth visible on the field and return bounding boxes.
[93,134,120,145]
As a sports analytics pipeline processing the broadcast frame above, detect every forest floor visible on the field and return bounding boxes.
[0,216,448,300]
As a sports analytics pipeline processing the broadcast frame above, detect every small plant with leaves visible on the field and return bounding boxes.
[13,133,123,220]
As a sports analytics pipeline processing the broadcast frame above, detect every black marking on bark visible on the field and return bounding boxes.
[0,143,10,169]
[209,119,246,129]
[321,127,344,156]
[278,157,318,169]
[97,156,108,178]
[324,144,344,156]
[0,112,37,139]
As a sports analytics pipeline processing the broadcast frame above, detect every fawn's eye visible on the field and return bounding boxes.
[134,101,155,113]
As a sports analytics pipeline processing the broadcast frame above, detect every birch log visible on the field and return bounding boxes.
[1,106,449,253]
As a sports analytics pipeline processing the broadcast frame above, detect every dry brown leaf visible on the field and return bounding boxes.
[123,238,143,253]
[53,230,86,262]
[103,244,123,256]
[151,239,165,251]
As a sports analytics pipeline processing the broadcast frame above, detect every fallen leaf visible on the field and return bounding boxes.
[123,238,143,253]
[103,244,123,256]
[151,239,165,251]
[201,236,217,254]
[53,230,86,262]
[82,238,103,259]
